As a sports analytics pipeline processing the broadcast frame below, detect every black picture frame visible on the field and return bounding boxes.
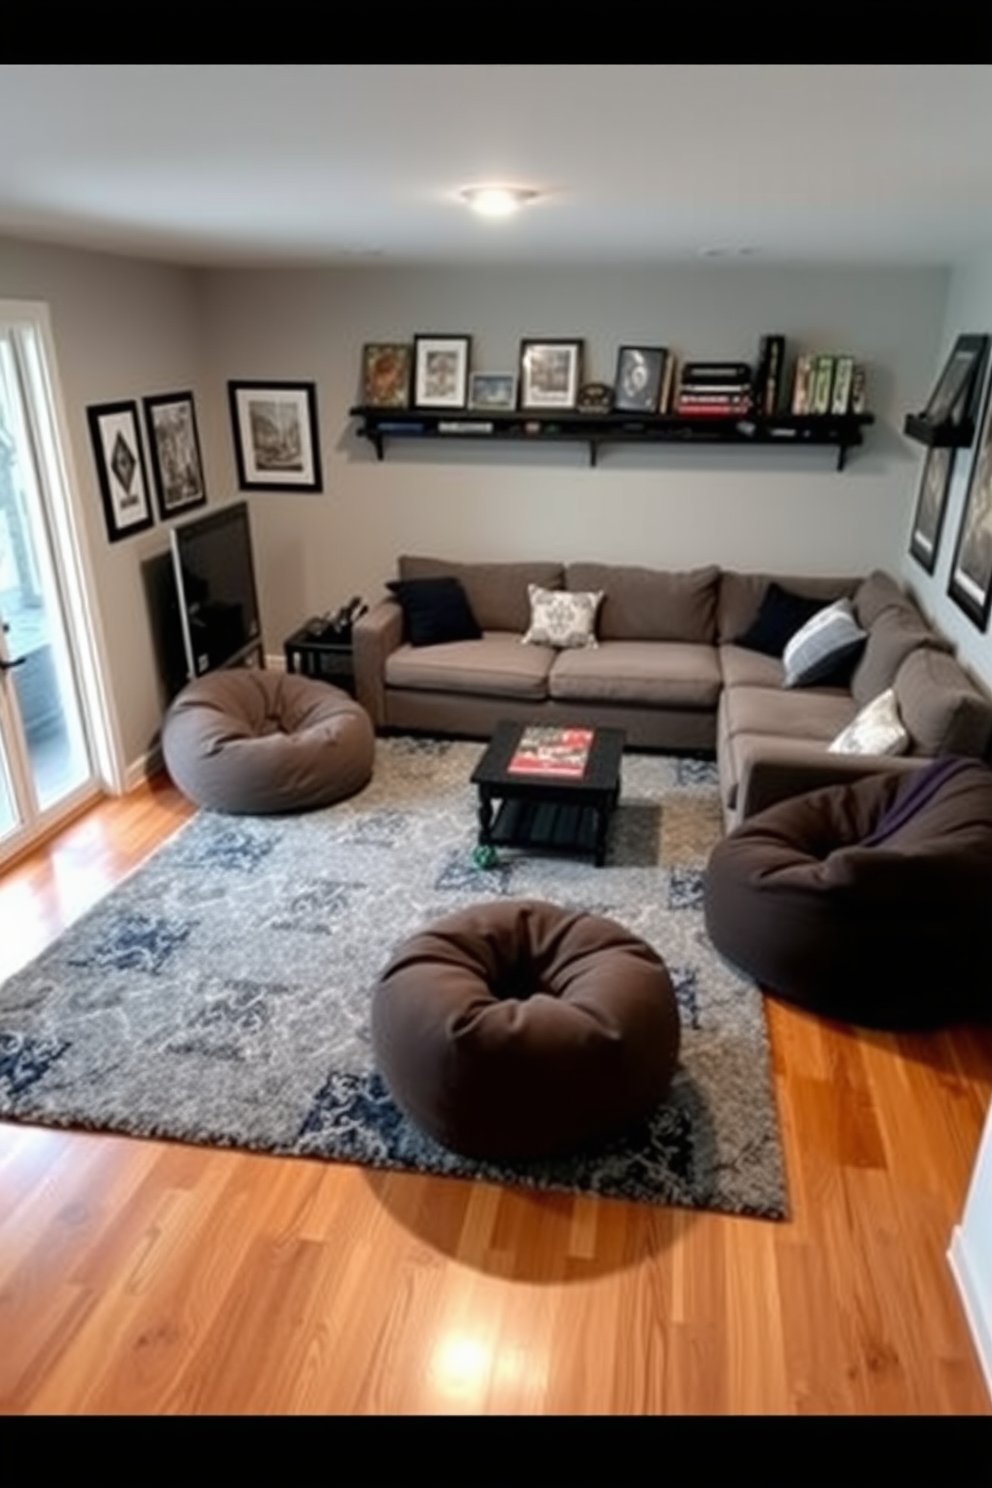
[518,339,583,411]
[142,391,207,522]
[361,343,412,408]
[228,381,322,493]
[86,400,155,543]
[923,334,990,426]
[909,445,955,575]
[948,367,992,629]
[412,335,471,410]
[613,346,667,413]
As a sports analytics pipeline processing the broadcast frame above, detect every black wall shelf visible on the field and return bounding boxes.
[350,406,874,470]
[902,413,976,450]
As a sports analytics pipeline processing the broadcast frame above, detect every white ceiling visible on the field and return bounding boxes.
[2,64,992,270]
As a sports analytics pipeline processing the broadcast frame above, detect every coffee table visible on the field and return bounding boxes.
[470,721,626,867]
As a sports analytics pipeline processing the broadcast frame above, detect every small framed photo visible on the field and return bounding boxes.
[613,346,667,413]
[469,372,517,411]
[924,334,990,425]
[413,335,471,410]
[518,339,583,410]
[909,445,955,575]
[142,391,207,521]
[361,342,412,408]
[86,400,155,543]
[948,371,992,629]
[227,381,322,493]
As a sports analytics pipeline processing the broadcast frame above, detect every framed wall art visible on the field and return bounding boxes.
[362,343,412,408]
[228,381,322,493]
[909,445,955,575]
[86,400,155,543]
[413,335,471,410]
[142,391,207,521]
[948,369,992,629]
[923,334,989,426]
[518,339,583,410]
[469,372,517,411]
[613,346,668,413]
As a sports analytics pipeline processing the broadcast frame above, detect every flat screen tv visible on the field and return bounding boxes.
[170,500,262,681]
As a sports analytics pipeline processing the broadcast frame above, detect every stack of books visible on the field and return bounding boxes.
[791,353,861,416]
[676,361,753,417]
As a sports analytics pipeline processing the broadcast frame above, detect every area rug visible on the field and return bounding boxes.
[0,737,787,1219]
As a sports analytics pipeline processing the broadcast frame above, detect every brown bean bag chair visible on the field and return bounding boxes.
[162,668,374,814]
[703,757,992,1029]
[371,899,680,1160]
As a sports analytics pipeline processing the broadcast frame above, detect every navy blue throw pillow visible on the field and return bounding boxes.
[386,577,483,647]
[736,583,827,658]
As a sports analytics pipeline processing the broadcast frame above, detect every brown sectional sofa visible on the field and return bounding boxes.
[353,556,992,824]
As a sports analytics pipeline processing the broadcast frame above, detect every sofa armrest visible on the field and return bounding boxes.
[738,749,929,821]
[353,600,403,727]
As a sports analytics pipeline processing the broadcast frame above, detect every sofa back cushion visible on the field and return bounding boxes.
[894,647,992,759]
[717,571,857,643]
[850,608,950,708]
[397,556,563,633]
[853,569,927,630]
[566,562,719,643]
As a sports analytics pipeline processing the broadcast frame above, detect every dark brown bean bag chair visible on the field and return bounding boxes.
[162,668,374,814]
[703,757,992,1029]
[371,899,681,1160]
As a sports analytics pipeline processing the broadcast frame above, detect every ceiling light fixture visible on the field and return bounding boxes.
[459,185,539,218]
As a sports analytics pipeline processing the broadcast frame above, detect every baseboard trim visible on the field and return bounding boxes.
[948,1227,992,1404]
[123,746,163,793]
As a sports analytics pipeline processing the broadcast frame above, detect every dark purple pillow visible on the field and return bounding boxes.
[386,576,482,647]
[736,583,826,658]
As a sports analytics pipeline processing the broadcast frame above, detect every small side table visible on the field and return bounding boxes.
[283,624,356,696]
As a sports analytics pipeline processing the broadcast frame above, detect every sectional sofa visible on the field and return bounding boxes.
[352,556,992,824]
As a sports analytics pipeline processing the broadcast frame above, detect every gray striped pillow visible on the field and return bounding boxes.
[782,598,868,688]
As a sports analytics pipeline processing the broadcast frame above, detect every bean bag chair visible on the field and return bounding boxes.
[371,898,680,1160]
[703,757,992,1028]
[162,668,374,814]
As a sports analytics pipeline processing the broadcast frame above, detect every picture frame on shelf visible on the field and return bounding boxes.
[518,339,583,410]
[469,372,517,411]
[612,346,668,413]
[923,334,989,425]
[948,372,992,629]
[142,391,207,522]
[413,335,471,410]
[228,381,322,493]
[362,343,412,408]
[86,400,155,543]
[909,445,955,575]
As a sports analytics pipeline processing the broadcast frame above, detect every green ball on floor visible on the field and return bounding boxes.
[472,844,499,870]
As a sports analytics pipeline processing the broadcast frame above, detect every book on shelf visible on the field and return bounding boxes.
[658,353,677,414]
[791,354,814,415]
[676,392,752,415]
[830,355,855,415]
[680,361,753,384]
[754,334,786,417]
[507,726,594,778]
[850,363,867,414]
[810,355,835,416]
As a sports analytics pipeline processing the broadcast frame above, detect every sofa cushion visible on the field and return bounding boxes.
[782,599,868,688]
[894,647,992,758]
[386,576,482,647]
[719,644,786,690]
[723,684,857,743]
[548,640,722,708]
[853,568,927,629]
[850,608,949,707]
[565,562,719,643]
[385,633,555,699]
[734,582,825,657]
[717,571,857,643]
[828,688,909,757]
[522,584,603,649]
[397,556,563,632]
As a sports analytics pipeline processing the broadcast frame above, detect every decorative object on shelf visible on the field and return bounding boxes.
[909,445,956,575]
[142,390,207,522]
[576,381,614,414]
[468,371,517,411]
[361,343,412,408]
[903,333,990,450]
[412,334,471,410]
[612,346,668,413]
[948,370,992,630]
[518,339,583,410]
[86,399,155,543]
[228,380,322,493]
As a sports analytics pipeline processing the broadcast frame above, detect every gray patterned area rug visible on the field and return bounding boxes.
[0,738,786,1219]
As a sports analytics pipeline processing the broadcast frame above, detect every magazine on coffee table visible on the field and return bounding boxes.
[507,726,594,778]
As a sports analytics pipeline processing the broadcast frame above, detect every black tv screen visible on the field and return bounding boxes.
[170,501,262,680]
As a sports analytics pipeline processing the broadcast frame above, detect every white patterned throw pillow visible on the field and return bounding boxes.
[522,585,604,649]
[782,598,868,688]
[828,687,910,756]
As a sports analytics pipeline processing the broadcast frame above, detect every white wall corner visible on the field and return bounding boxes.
[948,1228,992,1405]
[123,745,163,794]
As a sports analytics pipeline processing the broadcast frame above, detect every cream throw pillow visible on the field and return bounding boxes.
[828,687,910,756]
[522,585,603,649]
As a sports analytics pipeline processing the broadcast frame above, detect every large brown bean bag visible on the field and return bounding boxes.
[703,757,992,1029]
[162,668,374,814]
[371,899,681,1160]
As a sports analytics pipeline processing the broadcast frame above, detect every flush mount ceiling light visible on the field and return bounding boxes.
[459,185,540,218]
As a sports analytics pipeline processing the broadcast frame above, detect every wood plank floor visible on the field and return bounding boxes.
[0,772,990,1414]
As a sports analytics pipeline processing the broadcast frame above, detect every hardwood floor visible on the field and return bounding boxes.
[0,773,990,1414]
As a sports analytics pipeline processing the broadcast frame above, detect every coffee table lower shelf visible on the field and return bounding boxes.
[487,797,602,859]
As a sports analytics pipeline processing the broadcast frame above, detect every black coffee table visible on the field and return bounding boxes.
[470,721,626,867]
